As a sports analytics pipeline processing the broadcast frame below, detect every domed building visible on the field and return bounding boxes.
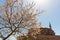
[17,23,60,40]
[28,27,55,36]
[27,23,55,36]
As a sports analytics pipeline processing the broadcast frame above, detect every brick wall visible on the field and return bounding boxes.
[17,28,60,40]
[17,35,60,40]
[36,35,60,40]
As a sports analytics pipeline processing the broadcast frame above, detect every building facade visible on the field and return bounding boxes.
[17,24,60,40]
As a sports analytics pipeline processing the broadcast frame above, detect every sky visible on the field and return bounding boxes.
[28,0,60,35]
[36,0,60,35]
[0,0,60,40]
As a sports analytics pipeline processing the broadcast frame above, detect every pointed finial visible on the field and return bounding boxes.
[49,22,52,29]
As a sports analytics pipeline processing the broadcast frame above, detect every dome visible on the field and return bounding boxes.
[28,27,55,36]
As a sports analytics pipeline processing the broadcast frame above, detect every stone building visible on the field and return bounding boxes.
[17,23,60,40]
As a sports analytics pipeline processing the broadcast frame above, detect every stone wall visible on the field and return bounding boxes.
[36,35,60,40]
[17,28,60,40]
[17,35,60,40]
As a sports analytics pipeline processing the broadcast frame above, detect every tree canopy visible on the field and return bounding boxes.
[0,0,42,40]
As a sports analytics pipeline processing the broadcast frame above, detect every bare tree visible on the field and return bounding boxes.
[0,0,41,40]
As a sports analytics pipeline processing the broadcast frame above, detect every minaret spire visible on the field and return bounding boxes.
[49,22,52,29]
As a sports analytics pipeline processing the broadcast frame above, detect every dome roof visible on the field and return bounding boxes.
[28,27,55,36]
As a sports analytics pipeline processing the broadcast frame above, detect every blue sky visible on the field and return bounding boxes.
[29,0,60,35]
[0,0,4,5]
[37,0,60,35]
[0,0,60,40]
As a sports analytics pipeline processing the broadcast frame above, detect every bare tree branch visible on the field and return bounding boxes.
[0,0,40,40]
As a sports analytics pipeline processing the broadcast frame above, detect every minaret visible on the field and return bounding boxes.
[49,22,52,29]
